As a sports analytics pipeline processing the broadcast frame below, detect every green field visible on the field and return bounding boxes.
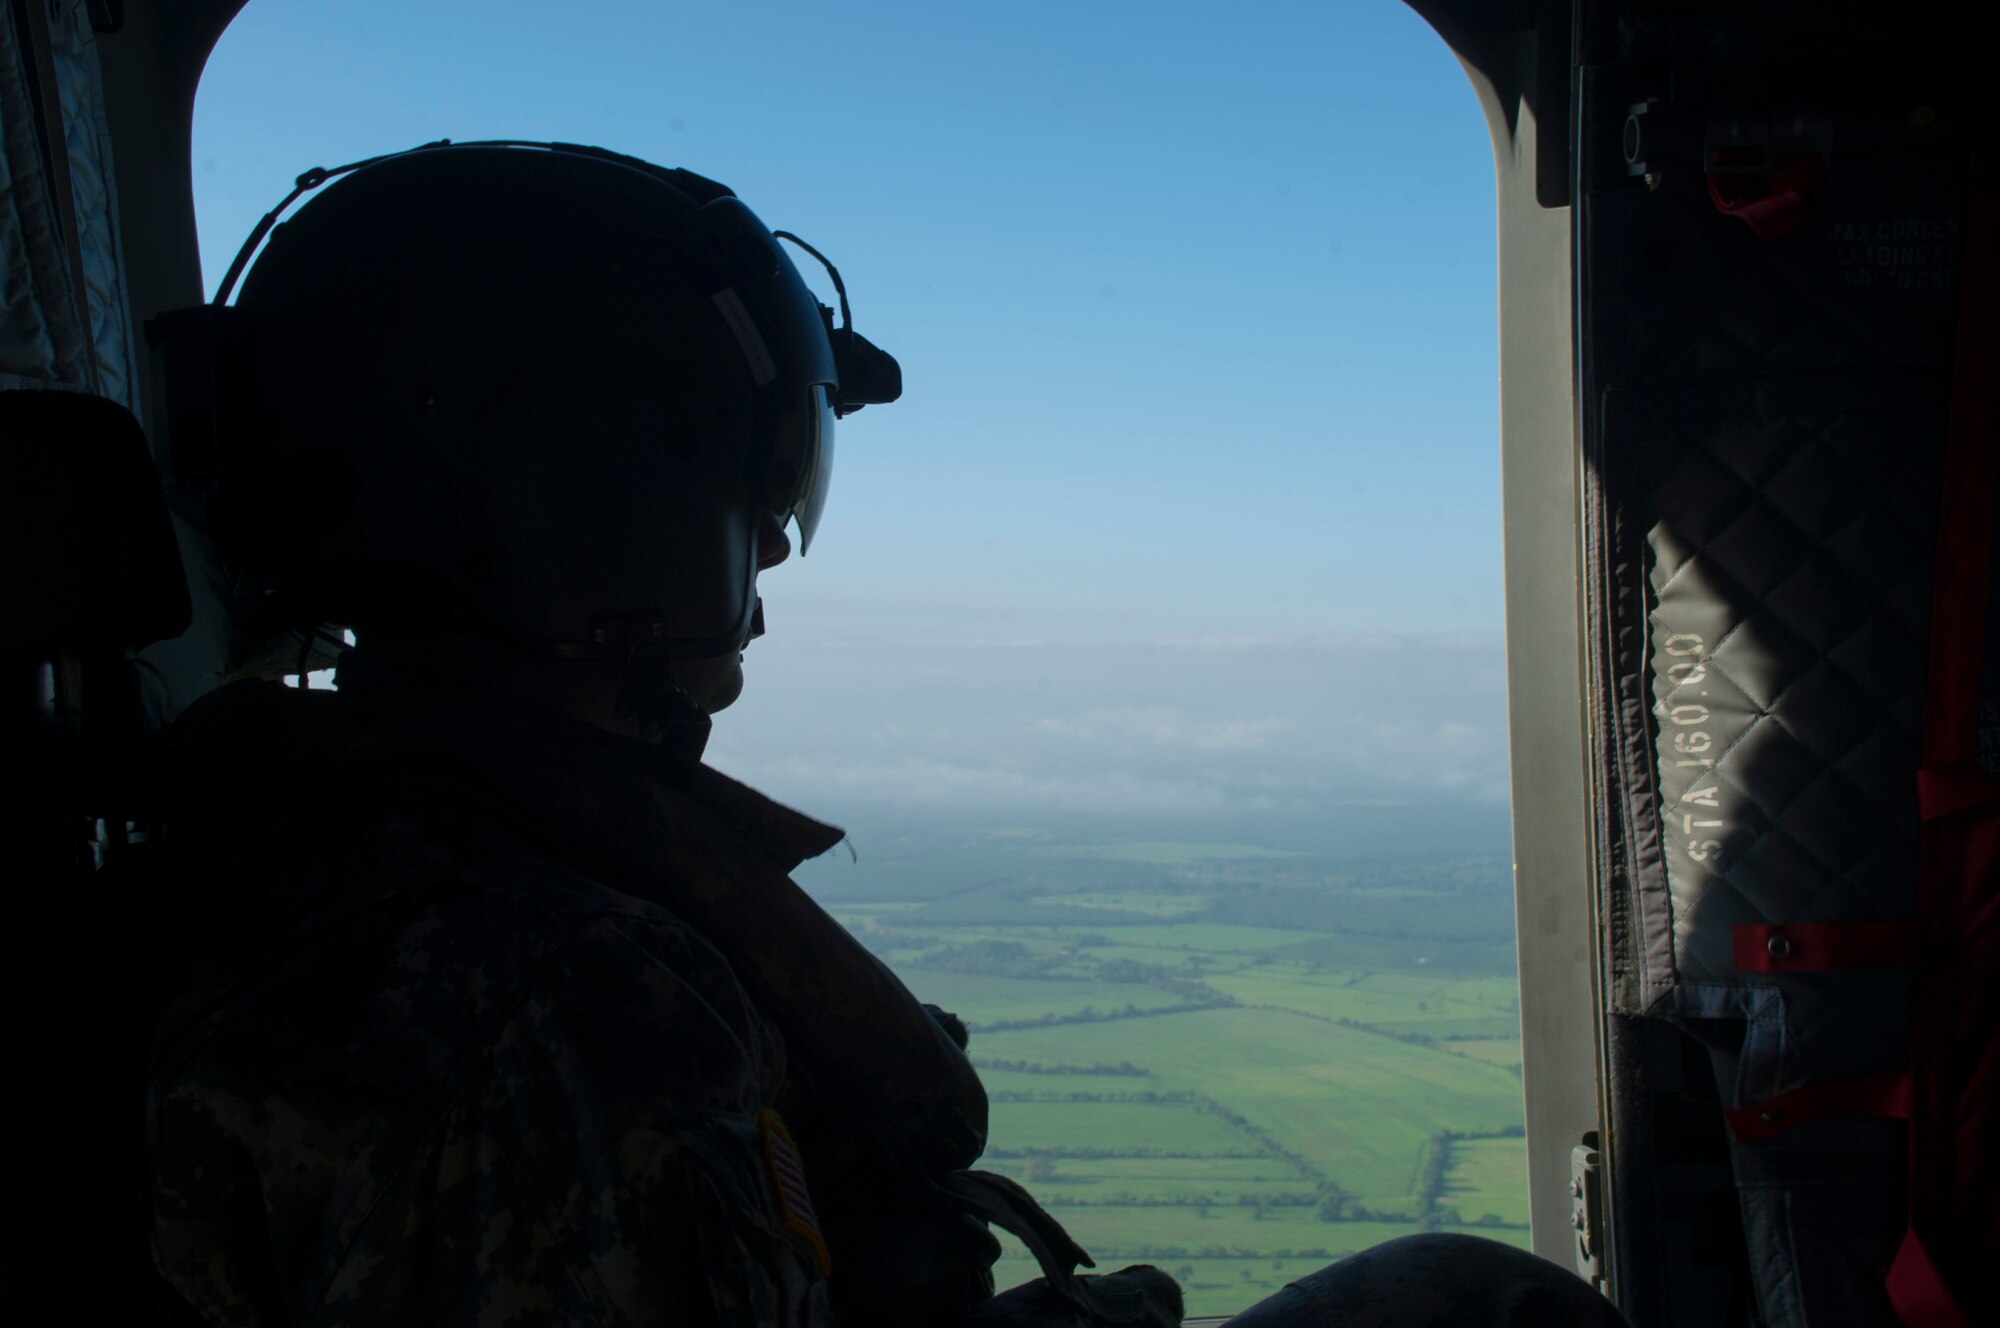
[1437,1137,1531,1226]
[972,1010,1521,1208]
[825,838,1529,1317]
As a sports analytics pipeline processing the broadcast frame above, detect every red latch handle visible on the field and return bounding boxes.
[1732,921,1917,973]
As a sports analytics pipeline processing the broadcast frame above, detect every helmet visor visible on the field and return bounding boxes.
[788,383,837,553]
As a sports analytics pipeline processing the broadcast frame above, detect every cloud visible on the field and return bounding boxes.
[1032,706,1298,751]
[716,753,1249,818]
[1329,719,1510,804]
[706,631,1518,818]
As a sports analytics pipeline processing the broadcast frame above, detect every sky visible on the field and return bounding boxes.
[196,1,1511,837]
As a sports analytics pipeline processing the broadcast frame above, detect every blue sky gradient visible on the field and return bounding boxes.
[195,0,1500,640]
[199,2,1511,831]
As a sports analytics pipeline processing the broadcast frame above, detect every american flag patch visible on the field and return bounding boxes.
[758,1108,831,1276]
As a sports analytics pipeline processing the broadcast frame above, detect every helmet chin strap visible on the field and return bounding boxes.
[632,592,764,756]
[540,550,764,663]
[614,656,715,759]
[610,592,759,759]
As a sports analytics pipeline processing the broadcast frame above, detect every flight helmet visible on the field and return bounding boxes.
[153,141,900,661]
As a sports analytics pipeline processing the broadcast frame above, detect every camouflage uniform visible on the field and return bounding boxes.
[140,655,1620,1327]
[141,654,993,1326]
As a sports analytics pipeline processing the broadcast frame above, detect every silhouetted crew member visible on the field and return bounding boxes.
[139,142,1626,1327]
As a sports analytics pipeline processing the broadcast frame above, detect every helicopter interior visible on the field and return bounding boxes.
[4,1,1994,1324]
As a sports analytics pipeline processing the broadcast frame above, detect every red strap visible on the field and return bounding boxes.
[1724,1072,1912,1142]
[1915,761,2000,821]
[1889,1231,1972,1328]
[1732,921,1917,973]
[1920,178,2000,774]
[1896,148,2000,1327]
[1707,154,1826,241]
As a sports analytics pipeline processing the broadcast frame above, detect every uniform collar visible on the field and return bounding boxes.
[328,647,846,872]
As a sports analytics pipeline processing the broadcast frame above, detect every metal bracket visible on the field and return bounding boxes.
[1570,1130,1605,1289]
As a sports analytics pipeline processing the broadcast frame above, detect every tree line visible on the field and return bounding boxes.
[970,999,1234,1034]
[972,1057,1152,1076]
[1413,1127,1528,1230]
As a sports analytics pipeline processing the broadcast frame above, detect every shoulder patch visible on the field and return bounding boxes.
[758,1108,831,1277]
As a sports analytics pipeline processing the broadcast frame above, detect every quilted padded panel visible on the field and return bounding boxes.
[1574,21,1984,1326]
[0,5,88,388]
[1580,124,1967,1027]
[0,2,134,407]
[1629,375,1941,987]
[49,0,137,412]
